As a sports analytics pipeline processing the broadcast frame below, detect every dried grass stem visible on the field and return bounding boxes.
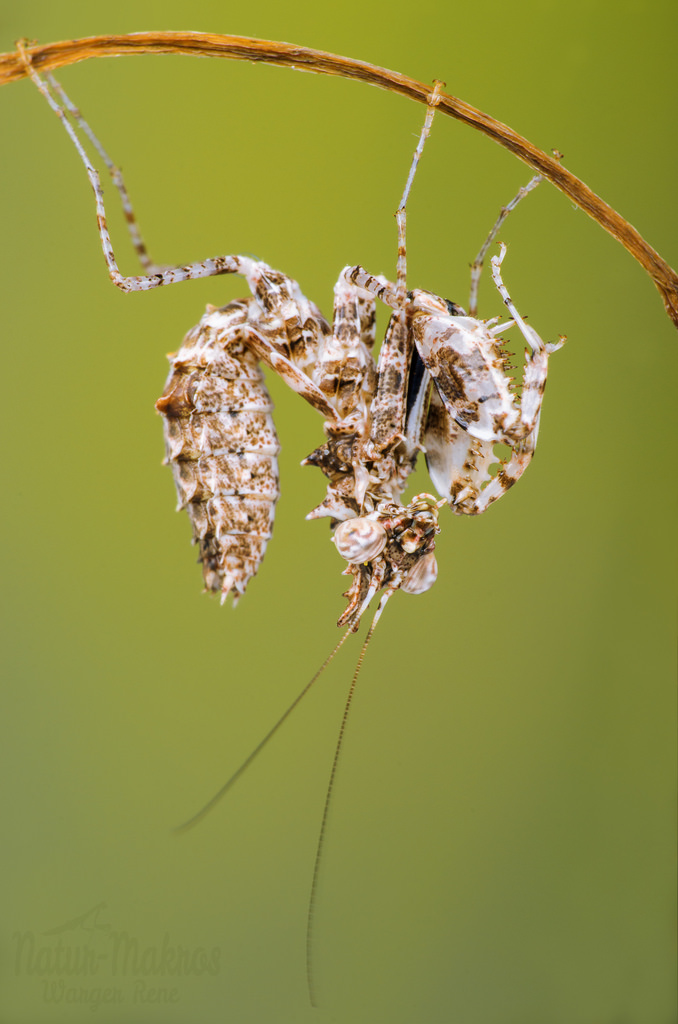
[3,31,676,328]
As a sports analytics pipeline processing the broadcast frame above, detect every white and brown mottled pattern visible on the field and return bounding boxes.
[333,494,444,628]
[156,300,281,603]
[348,258,563,523]
[24,55,568,1006]
[25,60,562,628]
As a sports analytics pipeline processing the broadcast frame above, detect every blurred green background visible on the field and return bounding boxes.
[1,1,675,1022]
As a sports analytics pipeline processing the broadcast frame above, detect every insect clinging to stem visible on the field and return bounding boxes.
[19,51,562,633]
[21,47,563,1004]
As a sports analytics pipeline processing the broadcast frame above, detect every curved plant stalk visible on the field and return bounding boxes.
[2,31,677,329]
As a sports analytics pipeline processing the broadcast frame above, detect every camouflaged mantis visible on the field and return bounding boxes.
[21,56,562,634]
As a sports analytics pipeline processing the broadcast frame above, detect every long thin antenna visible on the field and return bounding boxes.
[306,594,391,1005]
[175,626,354,834]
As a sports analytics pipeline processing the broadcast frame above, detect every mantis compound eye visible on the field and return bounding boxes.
[333,518,388,563]
[400,551,438,595]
